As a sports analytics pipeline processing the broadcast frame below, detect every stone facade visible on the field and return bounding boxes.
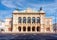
[11,8,53,33]
[5,18,12,32]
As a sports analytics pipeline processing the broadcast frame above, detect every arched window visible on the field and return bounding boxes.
[27,17,31,23]
[18,17,22,23]
[23,26,26,31]
[27,26,31,31]
[32,17,35,23]
[32,26,35,31]
[37,17,40,23]
[23,17,26,23]
[18,26,21,31]
[37,26,40,32]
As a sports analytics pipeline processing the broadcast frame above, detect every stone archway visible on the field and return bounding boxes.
[37,26,40,32]
[23,26,26,31]
[27,26,31,31]
[32,26,35,31]
[18,26,21,31]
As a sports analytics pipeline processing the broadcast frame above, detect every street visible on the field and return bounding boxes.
[0,33,57,40]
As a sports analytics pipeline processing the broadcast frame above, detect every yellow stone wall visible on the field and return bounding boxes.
[12,13,53,33]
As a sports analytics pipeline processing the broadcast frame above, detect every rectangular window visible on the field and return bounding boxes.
[37,17,40,23]
[23,17,26,23]
[18,17,22,23]
[27,17,31,23]
[32,17,35,23]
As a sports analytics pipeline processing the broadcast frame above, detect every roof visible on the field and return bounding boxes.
[13,8,45,13]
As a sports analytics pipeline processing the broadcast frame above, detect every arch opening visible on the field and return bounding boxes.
[37,26,40,32]
[27,26,31,31]
[18,26,21,31]
[32,26,35,31]
[23,26,26,31]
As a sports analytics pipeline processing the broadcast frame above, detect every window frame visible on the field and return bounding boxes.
[23,17,26,23]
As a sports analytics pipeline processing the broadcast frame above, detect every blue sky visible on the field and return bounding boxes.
[0,0,57,23]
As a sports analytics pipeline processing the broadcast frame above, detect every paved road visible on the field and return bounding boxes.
[0,33,57,40]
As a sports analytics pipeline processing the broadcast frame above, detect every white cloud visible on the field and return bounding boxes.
[1,0,17,8]
[1,0,57,9]
[1,0,25,8]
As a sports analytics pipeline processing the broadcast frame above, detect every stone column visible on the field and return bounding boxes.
[26,17,27,32]
[40,14,45,32]
[31,17,32,32]
[12,24,18,32]
[26,26,27,32]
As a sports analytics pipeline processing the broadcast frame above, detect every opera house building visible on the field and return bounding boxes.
[5,7,53,33]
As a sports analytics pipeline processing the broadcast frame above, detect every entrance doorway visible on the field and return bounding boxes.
[37,26,40,32]
[18,26,21,31]
[27,26,31,31]
[23,26,26,31]
[32,26,35,31]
